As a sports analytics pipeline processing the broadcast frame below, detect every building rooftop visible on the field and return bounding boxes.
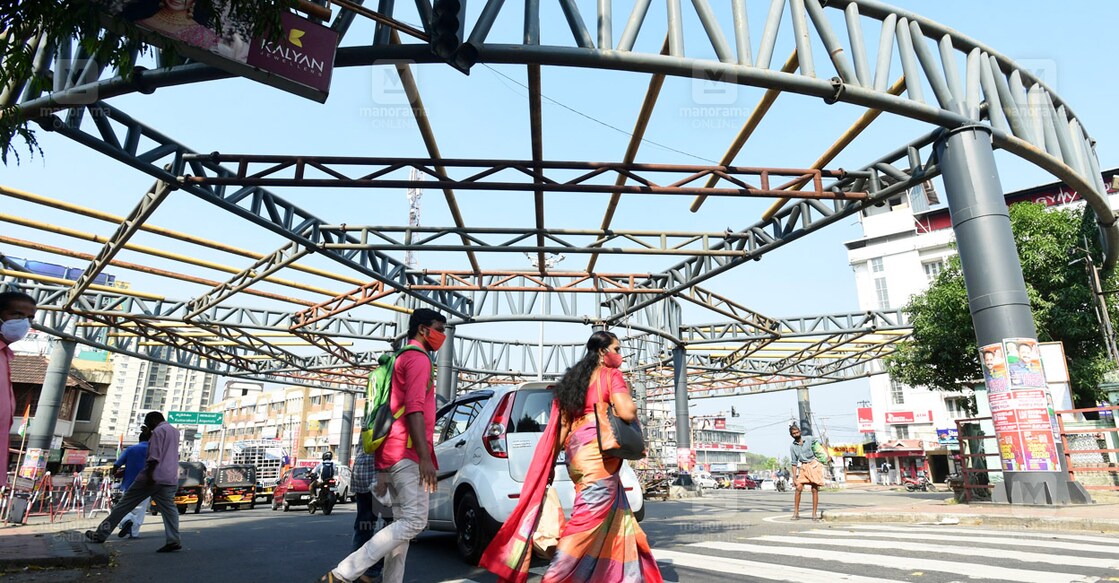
[10,354,98,393]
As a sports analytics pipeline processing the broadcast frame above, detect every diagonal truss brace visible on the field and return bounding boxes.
[64,179,173,309]
[184,240,315,319]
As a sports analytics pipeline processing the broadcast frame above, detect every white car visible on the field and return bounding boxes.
[427,382,645,564]
[759,479,777,491]
[693,473,718,489]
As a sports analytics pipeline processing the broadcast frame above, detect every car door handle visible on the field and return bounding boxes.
[454,440,467,448]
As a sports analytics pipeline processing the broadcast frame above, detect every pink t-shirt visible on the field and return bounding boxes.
[375,340,439,471]
[0,344,13,488]
[584,367,630,414]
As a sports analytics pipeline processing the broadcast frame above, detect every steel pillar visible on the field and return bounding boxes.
[338,391,355,467]
[673,346,690,453]
[26,340,77,451]
[796,386,813,437]
[936,125,1091,505]
[436,324,456,402]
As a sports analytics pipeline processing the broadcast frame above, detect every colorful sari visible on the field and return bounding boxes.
[480,377,662,583]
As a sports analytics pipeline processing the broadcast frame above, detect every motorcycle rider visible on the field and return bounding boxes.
[311,452,337,502]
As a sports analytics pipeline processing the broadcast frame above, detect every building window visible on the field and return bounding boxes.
[890,380,905,405]
[870,257,884,273]
[310,396,322,405]
[945,397,971,419]
[894,424,910,439]
[76,393,96,422]
[923,260,944,282]
[874,277,890,310]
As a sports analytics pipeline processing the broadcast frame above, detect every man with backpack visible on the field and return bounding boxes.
[789,423,825,521]
[322,308,446,583]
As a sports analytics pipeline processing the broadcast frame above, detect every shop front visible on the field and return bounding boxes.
[869,439,931,484]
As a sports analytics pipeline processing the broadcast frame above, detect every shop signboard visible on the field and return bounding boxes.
[936,428,959,445]
[885,410,933,424]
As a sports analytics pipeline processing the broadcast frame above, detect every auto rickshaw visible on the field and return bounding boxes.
[151,461,206,515]
[211,464,257,511]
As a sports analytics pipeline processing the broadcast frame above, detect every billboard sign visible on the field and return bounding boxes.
[936,428,959,445]
[857,407,874,432]
[101,3,336,102]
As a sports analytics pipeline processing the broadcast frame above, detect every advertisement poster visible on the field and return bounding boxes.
[18,448,48,480]
[100,1,336,101]
[979,339,1061,472]
[677,447,696,472]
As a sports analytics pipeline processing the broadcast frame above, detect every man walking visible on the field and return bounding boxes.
[114,426,152,539]
[350,450,393,583]
[789,423,824,521]
[87,411,182,552]
[322,308,445,583]
[0,291,36,491]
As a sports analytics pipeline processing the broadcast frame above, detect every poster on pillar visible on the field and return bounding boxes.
[979,340,1061,472]
[676,448,695,472]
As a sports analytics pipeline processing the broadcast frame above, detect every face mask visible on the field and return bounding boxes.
[603,351,623,369]
[1,318,30,344]
[425,327,446,352]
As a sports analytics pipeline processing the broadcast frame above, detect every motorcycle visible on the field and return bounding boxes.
[903,475,934,492]
[307,472,337,516]
[775,476,788,492]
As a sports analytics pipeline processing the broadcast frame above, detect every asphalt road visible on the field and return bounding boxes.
[8,489,1119,582]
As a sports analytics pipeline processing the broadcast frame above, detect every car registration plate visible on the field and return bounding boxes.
[300,494,310,500]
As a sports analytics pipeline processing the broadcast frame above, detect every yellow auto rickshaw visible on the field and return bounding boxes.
[151,461,206,515]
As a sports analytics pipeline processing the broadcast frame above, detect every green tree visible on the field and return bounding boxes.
[1,0,290,163]
[886,202,1117,406]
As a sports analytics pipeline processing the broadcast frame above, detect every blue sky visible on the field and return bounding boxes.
[3,1,1117,458]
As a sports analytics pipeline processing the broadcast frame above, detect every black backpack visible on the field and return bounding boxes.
[320,461,335,481]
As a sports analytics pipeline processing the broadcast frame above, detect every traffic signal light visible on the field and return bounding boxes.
[430,0,476,74]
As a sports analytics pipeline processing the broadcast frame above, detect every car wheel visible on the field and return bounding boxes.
[633,504,645,523]
[341,488,349,504]
[455,491,491,566]
[271,499,279,511]
[177,505,187,515]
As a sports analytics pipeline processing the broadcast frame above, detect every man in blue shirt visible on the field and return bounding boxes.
[114,426,151,539]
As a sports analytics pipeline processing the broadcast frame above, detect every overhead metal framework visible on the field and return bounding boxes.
[1,0,1110,399]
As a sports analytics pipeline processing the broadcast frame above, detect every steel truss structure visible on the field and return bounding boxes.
[0,0,1110,399]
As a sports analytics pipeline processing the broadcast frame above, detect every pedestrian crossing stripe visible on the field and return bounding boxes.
[653,549,900,583]
[843,524,1119,545]
[802,528,1119,556]
[688,540,1092,583]
[752,534,1119,569]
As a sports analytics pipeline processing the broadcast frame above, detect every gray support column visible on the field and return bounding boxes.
[27,340,77,451]
[672,345,690,453]
[796,386,813,437]
[436,324,456,402]
[337,391,355,467]
[936,125,1091,505]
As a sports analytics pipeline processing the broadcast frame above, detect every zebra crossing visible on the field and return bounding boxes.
[444,523,1119,582]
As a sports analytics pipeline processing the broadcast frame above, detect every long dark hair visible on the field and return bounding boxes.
[556,331,617,421]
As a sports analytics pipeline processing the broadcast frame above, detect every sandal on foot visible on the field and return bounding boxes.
[319,573,349,583]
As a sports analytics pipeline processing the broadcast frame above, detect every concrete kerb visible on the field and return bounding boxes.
[0,530,111,572]
[822,510,1119,533]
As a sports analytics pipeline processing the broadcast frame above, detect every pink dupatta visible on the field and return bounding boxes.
[479,400,562,583]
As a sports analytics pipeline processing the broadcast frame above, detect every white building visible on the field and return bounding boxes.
[97,354,218,456]
[846,170,1119,482]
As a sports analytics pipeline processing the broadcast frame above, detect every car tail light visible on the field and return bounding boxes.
[483,392,516,458]
[327,479,336,486]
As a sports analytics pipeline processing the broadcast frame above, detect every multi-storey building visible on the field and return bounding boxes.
[846,169,1119,483]
[198,382,362,467]
[643,400,750,473]
[96,354,218,458]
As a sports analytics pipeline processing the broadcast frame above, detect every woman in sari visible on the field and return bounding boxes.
[481,330,662,583]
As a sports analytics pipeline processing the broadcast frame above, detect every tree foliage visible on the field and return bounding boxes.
[1,0,291,164]
[886,202,1118,406]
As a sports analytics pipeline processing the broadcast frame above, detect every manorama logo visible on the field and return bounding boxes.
[257,25,326,75]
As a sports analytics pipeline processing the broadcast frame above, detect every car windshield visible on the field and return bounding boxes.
[508,388,554,433]
[292,467,310,479]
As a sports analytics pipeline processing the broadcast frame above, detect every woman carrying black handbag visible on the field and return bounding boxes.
[481,330,663,583]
